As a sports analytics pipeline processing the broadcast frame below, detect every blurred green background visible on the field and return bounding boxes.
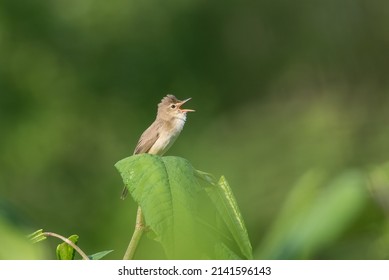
[1,0,389,259]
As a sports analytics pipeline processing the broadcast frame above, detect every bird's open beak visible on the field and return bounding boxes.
[178,98,195,112]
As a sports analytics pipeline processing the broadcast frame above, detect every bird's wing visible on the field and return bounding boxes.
[133,122,160,154]
[122,121,161,199]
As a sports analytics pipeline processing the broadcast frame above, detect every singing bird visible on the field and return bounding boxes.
[121,95,194,199]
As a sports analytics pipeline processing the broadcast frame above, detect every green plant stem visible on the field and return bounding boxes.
[43,232,90,260]
[123,206,145,260]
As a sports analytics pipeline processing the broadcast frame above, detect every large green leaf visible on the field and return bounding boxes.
[115,154,252,259]
[257,170,368,259]
[116,154,204,259]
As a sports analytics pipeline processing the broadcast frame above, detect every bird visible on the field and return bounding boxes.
[121,94,194,199]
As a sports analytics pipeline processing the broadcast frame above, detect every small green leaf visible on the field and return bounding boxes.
[88,250,114,260]
[56,235,79,260]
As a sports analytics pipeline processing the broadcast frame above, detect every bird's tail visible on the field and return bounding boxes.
[120,186,128,200]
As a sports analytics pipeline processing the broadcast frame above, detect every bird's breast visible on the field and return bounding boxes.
[148,118,185,155]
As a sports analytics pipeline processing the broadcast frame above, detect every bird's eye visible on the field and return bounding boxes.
[170,104,176,109]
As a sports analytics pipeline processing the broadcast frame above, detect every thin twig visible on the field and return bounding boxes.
[123,206,145,260]
[43,232,90,260]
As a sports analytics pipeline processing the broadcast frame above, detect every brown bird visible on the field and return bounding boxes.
[121,95,194,199]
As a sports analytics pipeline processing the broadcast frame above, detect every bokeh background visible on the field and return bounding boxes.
[1,0,389,259]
